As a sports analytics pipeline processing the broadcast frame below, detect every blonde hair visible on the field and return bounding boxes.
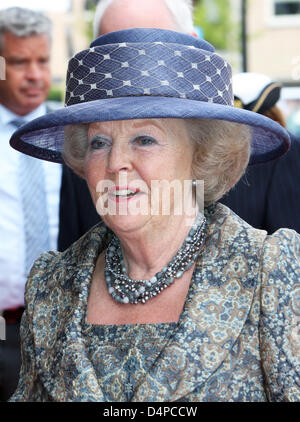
[63,118,251,205]
[185,119,251,205]
[63,123,88,178]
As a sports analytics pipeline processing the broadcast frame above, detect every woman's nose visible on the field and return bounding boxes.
[106,144,133,174]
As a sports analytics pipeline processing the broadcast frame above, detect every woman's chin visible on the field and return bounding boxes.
[101,212,152,235]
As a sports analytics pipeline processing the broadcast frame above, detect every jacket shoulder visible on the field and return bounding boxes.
[208,203,268,249]
[260,228,300,401]
[24,250,60,309]
[25,221,110,309]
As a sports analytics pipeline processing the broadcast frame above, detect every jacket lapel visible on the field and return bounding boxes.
[32,223,111,402]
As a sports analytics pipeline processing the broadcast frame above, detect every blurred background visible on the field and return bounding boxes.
[1,0,299,135]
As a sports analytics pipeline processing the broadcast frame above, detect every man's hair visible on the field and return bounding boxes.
[93,0,194,38]
[0,7,52,53]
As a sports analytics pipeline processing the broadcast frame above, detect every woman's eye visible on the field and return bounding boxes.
[90,137,108,150]
[134,136,157,146]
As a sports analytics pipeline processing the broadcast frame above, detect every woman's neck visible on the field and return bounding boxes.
[114,211,199,281]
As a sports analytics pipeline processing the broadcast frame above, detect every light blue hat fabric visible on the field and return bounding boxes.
[10,28,290,165]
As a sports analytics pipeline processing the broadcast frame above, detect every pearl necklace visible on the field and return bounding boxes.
[105,214,207,304]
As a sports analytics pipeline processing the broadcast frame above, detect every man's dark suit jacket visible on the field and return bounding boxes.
[58,133,300,251]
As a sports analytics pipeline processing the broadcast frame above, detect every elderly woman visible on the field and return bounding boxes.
[10,29,299,402]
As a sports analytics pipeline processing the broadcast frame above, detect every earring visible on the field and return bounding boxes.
[192,179,197,207]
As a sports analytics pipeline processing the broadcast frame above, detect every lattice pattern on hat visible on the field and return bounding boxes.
[65,42,233,107]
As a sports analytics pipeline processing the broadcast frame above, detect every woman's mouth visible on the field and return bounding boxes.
[109,187,141,201]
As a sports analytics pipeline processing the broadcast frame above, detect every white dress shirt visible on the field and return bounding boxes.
[0,103,62,309]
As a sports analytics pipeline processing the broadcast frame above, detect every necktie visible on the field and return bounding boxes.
[11,119,50,276]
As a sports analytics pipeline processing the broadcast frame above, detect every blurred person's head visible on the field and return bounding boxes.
[0,7,52,116]
[93,0,195,37]
[233,72,286,128]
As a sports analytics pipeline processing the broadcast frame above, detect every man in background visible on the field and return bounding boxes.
[58,0,195,251]
[93,0,195,35]
[0,7,61,401]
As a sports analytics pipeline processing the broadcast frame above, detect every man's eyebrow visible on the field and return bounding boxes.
[6,56,28,61]
[6,55,50,62]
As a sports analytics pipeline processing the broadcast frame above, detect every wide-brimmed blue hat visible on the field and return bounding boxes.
[10,28,290,165]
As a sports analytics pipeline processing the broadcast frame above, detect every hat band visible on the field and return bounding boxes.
[65,42,233,107]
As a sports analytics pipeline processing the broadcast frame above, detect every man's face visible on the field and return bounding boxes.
[0,31,51,115]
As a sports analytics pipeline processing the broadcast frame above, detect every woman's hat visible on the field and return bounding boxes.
[233,72,282,114]
[10,28,290,166]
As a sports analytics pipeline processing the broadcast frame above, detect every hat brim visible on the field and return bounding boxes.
[10,96,290,166]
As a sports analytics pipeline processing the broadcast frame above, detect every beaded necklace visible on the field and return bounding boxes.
[105,213,207,304]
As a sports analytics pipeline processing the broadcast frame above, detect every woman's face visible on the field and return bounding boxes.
[85,118,194,234]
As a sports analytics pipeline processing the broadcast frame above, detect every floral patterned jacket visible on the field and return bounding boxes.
[10,204,300,402]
